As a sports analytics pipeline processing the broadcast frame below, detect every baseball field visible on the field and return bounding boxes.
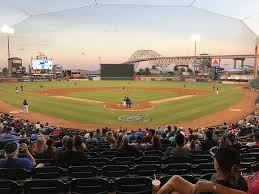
[0,80,256,129]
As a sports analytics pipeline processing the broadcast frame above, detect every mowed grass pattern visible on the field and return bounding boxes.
[67,89,179,102]
[0,80,243,125]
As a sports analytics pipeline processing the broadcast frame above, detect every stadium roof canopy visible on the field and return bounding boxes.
[0,0,259,37]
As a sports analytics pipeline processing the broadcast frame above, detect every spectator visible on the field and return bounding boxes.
[42,138,56,159]
[132,135,147,152]
[32,137,46,158]
[106,131,116,144]
[148,135,163,151]
[227,133,242,150]
[31,128,42,144]
[184,134,200,151]
[246,132,259,147]
[160,132,171,145]
[94,128,101,141]
[0,142,36,170]
[201,130,218,152]
[59,137,86,167]
[74,135,87,151]
[86,131,98,143]
[0,126,17,143]
[165,132,189,157]
[159,146,247,194]
[118,135,142,157]
[113,135,123,149]
[18,130,29,145]
[55,135,69,161]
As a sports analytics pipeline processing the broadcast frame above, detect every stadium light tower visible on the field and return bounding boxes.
[190,34,201,57]
[1,24,14,77]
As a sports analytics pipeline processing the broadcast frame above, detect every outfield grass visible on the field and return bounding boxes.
[67,89,179,102]
[0,80,243,125]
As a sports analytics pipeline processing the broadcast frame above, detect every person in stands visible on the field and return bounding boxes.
[58,137,86,167]
[201,130,218,152]
[74,135,87,151]
[165,132,189,157]
[0,142,36,170]
[246,132,259,147]
[184,134,200,151]
[148,135,163,151]
[42,138,56,159]
[158,145,247,194]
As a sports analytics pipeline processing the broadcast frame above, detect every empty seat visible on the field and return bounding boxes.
[115,177,152,194]
[238,163,252,174]
[70,178,109,194]
[137,156,161,165]
[134,164,160,177]
[245,147,259,153]
[144,150,163,157]
[90,148,108,153]
[162,156,189,164]
[0,168,31,180]
[192,163,215,174]
[252,162,259,172]
[0,180,21,194]
[161,163,191,175]
[24,179,67,194]
[84,152,99,158]
[68,166,98,179]
[101,151,118,159]
[33,166,63,179]
[112,157,135,166]
[241,153,258,163]
[191,154,212,164]
[88,158,110,167]
[102,165,130,179]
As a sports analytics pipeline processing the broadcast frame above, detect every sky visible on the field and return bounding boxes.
[0,4,258,70]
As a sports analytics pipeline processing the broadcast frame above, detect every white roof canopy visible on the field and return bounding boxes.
[0,0,259,37]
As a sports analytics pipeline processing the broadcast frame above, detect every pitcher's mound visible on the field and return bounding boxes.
[104,102,153,111]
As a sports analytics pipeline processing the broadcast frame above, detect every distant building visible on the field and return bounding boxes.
[8,57,26,77]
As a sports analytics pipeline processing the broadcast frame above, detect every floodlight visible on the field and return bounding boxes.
[190,34,200,42]
[1,24,14,34]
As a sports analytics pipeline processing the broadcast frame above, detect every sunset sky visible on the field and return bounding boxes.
[0,4,258,70]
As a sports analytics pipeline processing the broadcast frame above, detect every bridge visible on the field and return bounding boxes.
[124,50,258,73]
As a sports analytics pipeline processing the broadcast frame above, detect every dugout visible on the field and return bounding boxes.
[100,64,134,80]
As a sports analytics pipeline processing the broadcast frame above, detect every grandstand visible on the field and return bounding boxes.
[1,1,259,194]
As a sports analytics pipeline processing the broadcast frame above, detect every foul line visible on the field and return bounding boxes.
[148,95,196,104]
[53,96,105,104]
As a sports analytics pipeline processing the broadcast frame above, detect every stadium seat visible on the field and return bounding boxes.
[101,165,130,179]
[112,157,135,166]
[84,151,100,158]
[0,168,31,180]
[252,162,259,172]
[90,148,109,153]
[33,166,63,179]
[192,163,216,174]
[24,179,67,194]
[190,154,212,164]
[245,147,259,153]
[0,180,22,194]
[70,178,110,194]
[68,166,98,179]
[161,163,192,175]
[35,159,56,166]
[88,157,110,167]
[101,151,118,159]
[162,156,189,164]
[115,177,152,194]
[241,153,258,163]
[238,163,252,174]
[160,175,197,186]
[144,150,163,157]
[133,164,160,177]
[137,156,161,165]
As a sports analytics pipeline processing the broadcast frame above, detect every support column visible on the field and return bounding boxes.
[241,59,244,69]
[254,39,258,78]
[233,59,237,69]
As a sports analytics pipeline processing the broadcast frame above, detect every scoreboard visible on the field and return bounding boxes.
[100,64,134,80]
